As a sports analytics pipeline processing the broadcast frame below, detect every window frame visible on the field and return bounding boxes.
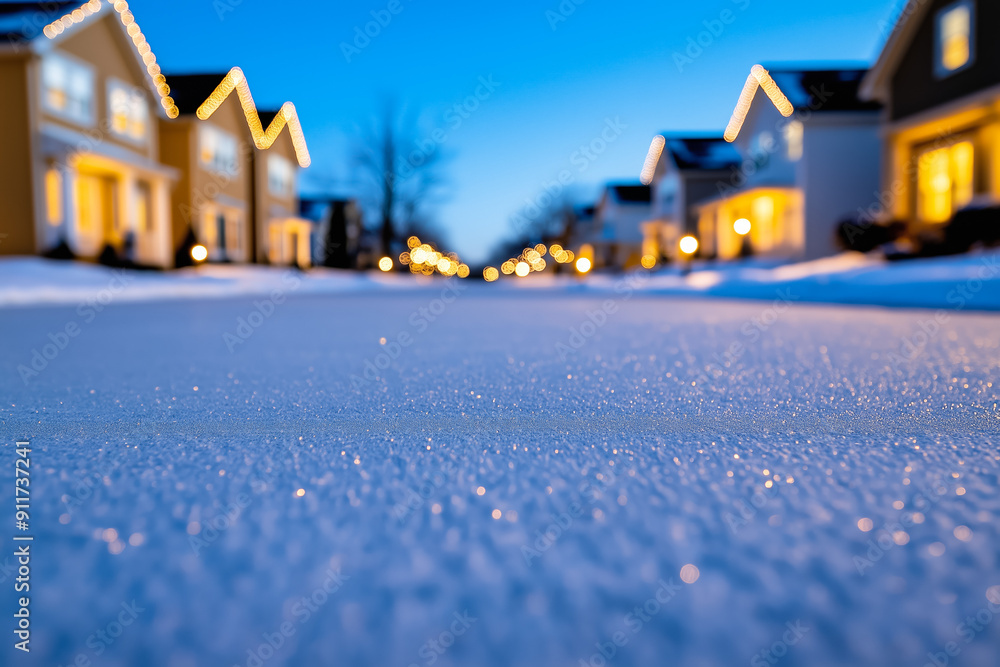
[106,78,150,145]
[934,0,976,79]
[40,51,96,128]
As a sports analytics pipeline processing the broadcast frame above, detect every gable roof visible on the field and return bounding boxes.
[606,183,651,204]
[859,1,934,102]
[663,135,743,172]
[767,67,883,112]
[0,2,80,41]
[1,0,178,118]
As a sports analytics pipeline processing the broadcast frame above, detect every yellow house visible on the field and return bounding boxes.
[159,74,255,265]
[0,0,177,267]
[252,109,313,268]
[860,0,1000,232]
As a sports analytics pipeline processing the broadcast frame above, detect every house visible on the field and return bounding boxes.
[640,135,743,261]
[577,183,652,269]
[0,2,313,269]
[860,0,1000,234]
[0,0,178,267]
[160,73,255,265]
[697,66,883,260]
[253,109,313,268]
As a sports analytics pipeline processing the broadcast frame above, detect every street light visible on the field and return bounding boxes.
[190,244,208,263]
[575,257,592,274]
[378,256,393,272]
[734,218,751,236]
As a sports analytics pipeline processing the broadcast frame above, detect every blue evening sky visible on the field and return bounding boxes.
[140,0,901,262]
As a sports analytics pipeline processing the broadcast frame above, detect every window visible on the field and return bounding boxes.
[199,125,239,175]
[136,181,153,233]
[783,121,803,162]
[268,155,294,198]
[936,1,974,77]
[108,80,149,143]
[41,53,94,126]
[917,141,974,223]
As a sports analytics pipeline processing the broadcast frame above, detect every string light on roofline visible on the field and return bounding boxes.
[724,65,793,143]
[640,135,665,185]
[197,67,312,168]
[44,1,179,119]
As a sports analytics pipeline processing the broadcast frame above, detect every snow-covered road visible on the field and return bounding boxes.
[2,286,998,666]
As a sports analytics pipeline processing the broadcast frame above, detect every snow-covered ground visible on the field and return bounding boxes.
[1,286,998,666]
[2,249,999,310]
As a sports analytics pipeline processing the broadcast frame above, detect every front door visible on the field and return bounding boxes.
[76,171,117,256]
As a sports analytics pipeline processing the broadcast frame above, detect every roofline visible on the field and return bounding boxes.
[860,0,934,102]
[760,60,872,74]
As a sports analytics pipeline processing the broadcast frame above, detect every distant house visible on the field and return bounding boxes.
[860,0,1000,232]
[254,109,312,268]
[0,1,178,267]
[161,74,254,265]
[582,183,652,269]
[642,135,743,261]
[697,67,883,260]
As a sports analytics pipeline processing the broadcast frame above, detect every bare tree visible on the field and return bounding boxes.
[354,103,447,255]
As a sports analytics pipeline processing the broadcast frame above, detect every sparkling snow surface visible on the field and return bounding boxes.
[2,288,999,667]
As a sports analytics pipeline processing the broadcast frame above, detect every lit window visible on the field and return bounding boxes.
[917,141,974,223]
[268,155,294,198]
[107,80,149,143]
[45,168,63,225]
[783,121,803,162]
[42,53,94,125]
[936,1,974,76]
[199,125,239,175]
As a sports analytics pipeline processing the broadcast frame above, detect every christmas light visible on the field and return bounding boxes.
[679,235,699,255]
[197,67,312,168]
[724,65,793,142]
[640,135,665,185]
[44,1,179,119]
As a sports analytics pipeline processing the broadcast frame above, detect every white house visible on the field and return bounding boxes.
[696,66,883,260]
[576,183,652,269]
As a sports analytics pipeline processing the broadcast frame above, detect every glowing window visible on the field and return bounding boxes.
[199,125,239,175]
[936,1,974,76]
[107,80,149,143]
[783,121,803,162]
[41,53,94,125]
[917,141,974,223]
[268,155,294,198]
[45,168,63,225]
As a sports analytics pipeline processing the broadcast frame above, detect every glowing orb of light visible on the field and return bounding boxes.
[575,257,592,274]
[190,245,208,262]
[734,218,751,236]
[679,236,699,255]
